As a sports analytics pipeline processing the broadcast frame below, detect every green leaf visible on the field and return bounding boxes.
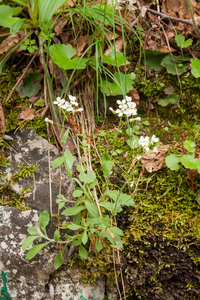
[54,229,60,242]
[25,242,49,260]
[10,18,25,35]
[100,202,115,213]
[0,5,22,29]
[84,200,99,218]
[101,151,113,178]
[168,93,178,104]
[61,205,86,216]
[16,72,43,98]
[142,120,150,126]
[67,224,83,230]
[108,227,124,236]
[73,190,83,197]
[61,127,70,145]
[22,236,39,250]
[165,154,181,171]
[99,72,134,96]
[72,234,82,246]
[102,50,126,66]
[59,202,65,209]
[184,140,195,153]
[38,211,50,235]
[95,237,103,252]
[175,35,192,48]
[54,252,63,270]
[181,154,199,169]
[79,245,87,259]
[82,231,88,245]
[161,55,188,75]
[191,58,200,78]
[39,0,67,34]
[52,156,64,168]
[79,171,96,183]
[76,164,87,172]
[158,99,169,107]
[27,227,41,236]
[73,212,81,225]
[144,49,166,71]
[34,98,45,107]
[82,140,88,147]
[64,148,74,176]
[50,44,87,70]
[88,179,98,189]
[126,136,139,149]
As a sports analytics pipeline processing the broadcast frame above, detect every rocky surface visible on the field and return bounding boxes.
[2,128,76,214]
[0,206,106,300]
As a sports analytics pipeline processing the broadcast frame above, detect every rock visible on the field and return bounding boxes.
[0,206,106,300]
[2,128,76,214]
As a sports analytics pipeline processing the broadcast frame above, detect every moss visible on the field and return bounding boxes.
[11,163,38,183]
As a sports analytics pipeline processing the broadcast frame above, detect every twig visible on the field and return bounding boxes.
[6,48,39,102]
[147,8,200,28]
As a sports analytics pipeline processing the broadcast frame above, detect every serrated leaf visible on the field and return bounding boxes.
[50,44,87,70]
[175,35,192,48]
[99,72,134,96]
[52,156,64,168]
[102,50,126,66]
[54,252,63,270]
[181,155,199,169]
[39,211,50,235]
[165,154,181,170]
[25,242,49,260]
[73,190,83,197]
[191,58,200,78]
[161,55,188,75]
[79,245,87,259]
[168,93,178,104]
[82,231,88,245]
[158,99,169,107]
[61,205,86,216]
[79,171,96,183]
[22,236,39,250]
[84,200,99,218]
[144,49,166,71]
[184,140,195,153]
[54,229,60,242]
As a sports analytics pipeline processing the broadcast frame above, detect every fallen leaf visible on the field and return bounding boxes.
[0,31,24,55]
[141,145,171,172]
[18,108,35,121]
[127,88,140,108]
[54,18,69,35]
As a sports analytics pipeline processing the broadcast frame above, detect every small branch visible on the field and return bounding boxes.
[147,8,200,28]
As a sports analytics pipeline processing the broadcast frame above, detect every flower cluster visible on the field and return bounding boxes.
[53,95,83,112]
[138,134,159,152]
[109,96,140,119]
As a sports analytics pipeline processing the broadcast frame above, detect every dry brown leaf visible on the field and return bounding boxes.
[73,35,92,57]
[0,102,6,134]
[141,145,171,173]
[29,95,40,104]
[127,88,140,108]
[0,31,24,55]
[49,58,61,85]
[161,0,190,20]
[18,108,35,121]
[54,18,69,35]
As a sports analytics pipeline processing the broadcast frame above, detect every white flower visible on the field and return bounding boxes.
[124,107,137,116]
[116,109,124,117]
[130,181,134,188]
[61,101,72,110]
[44,118,53,124]
[66,106,73,112]
[136,155,142,160]
[117,99,127,109]
[128,102,136,108]
[69,95,76,101]
[151,134,159,144]
[153,146,158,153]
[133,117,141,121]
[125,96,132,103]
[76,108,83,112]
[139,136,150,147]
[53,97,65,107]
[144,146,150,152]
